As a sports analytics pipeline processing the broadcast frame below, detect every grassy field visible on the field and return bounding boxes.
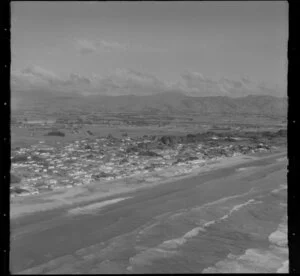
[11,124,207,149]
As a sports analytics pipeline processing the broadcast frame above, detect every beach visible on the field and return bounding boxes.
[10,152,273,219]
[10,149,288,273]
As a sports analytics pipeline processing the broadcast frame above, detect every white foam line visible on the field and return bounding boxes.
[139,190,259,255]
[227,199,256,216]
[128,247,176,268]
[160,199,260,250]
[183,226,206,238]
[276,157,287,162]
[191,187,257,212]
[130,198,256,267]
[236,166,258,172]
[67,197,131,215]
[202,215,288,273]
[236,167,248,171]
[276,260,289,273]
[129,193,261,269]
[205,199,259,229]
[271,184,287,194]
[268,220,288,247]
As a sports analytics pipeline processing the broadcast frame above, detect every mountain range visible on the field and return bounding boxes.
[11,90,287,118]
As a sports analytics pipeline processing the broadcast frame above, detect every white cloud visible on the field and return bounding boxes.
[93,69,170,96]
[178,72,283,97]
[75,39,129,54]
[179,72,228,96]
[99,40,129,51]
[76,39,98,55]
[74,38,163,54]
[21,65,59,80]
[181,71,206,82]
[11,66,284,97]
[11,65,62,90]
[63,73,91,86]
[11,65,94,93]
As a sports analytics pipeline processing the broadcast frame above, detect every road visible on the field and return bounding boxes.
[10,151,288,274]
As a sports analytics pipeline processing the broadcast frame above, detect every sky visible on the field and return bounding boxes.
[11,1,288,97]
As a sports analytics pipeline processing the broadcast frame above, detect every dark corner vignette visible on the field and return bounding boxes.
[0,0,11,276]
[288,1,299,274]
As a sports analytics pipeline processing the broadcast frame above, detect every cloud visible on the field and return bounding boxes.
[11,65,94,93]
[62,73,91,86]
[178,72,284,97]
[11,65,61,90]
[179,72,228,96]
[218,77,247,96]
[74,38,163,54]
[21,65,59,80]
[99,40,129,51]
[76,39,98,55]
[181,71,206,82]
[11,66,171,96]
[75,39,129,54]
[93,69,170,96]
[11,65,284,97]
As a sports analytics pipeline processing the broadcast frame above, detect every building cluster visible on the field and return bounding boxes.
[10,133,275,197]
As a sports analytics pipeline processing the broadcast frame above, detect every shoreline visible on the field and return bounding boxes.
[10,149,286,220]
[202,212,288,273]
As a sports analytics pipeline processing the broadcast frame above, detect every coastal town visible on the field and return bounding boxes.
[10,129,286,197]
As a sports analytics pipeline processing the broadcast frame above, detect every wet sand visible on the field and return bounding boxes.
[10,150,287,274]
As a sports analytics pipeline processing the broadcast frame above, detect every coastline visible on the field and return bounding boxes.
[11,149,288,274]
[202,208,288,273]
[10,149,286,220]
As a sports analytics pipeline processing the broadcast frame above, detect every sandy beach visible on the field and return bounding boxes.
[10,152,270,219]
[10,149,287,274]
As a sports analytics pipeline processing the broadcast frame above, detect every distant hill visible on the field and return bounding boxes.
[11,90,287,118]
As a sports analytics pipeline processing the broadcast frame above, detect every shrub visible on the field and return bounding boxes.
[45,130,65,137]
[11,155,28,163]
[92,172,114,180]
[186,156,198,161]
[119,158,128,164]
[11,187,28,194]
[139,150,162,157]
[85,145,92,150]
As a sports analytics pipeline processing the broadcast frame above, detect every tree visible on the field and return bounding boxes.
[45,130,65,137]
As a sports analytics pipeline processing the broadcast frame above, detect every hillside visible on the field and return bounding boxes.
[11,90,287,118]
